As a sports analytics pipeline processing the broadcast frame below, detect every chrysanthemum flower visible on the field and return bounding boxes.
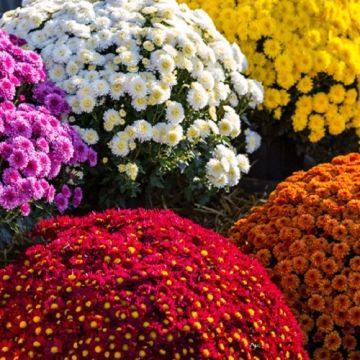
[0,209,307,359]
[230,153,360,357]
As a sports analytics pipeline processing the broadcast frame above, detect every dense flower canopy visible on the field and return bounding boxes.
[1,0,262,203]
[230,153,360,359]
[182,0,360,146]
[0,29,95,219]
[0,209,307,359]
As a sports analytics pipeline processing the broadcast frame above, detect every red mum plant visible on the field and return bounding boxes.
[229,153,360,359]
[0,209,307,359]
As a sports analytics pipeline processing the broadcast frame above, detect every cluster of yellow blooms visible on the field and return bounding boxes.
[181,0,360,143]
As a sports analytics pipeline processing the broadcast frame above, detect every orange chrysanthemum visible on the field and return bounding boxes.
[316,314,333,333]
[230,153,360,357]
[324,331,342,351]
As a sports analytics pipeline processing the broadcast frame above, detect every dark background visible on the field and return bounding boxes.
[0,0,22,15]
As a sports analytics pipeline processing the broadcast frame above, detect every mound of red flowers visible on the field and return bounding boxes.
[0,209,307,359]
[230,153,360,359]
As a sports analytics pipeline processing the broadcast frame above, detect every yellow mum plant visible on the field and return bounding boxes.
[181,0,360,154]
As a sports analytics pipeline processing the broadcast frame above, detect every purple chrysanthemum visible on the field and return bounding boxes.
[0,78,16,101]
[0,186,19,210]
[37,152,51,177]
[45,185,56,203]
[54,193,68,213]
[61,185,72,198]
[8,149,29,169]
[35,138,49,153]
[0,29,95,219]
[20,203,31,216]
[23,157,41,177]
[73,187,83,208]
[88,148,98,167]
[10,118,32,138]
[2,168,21,185]
[44,94,65,116]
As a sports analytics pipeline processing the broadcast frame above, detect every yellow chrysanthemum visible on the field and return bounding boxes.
[181,0,360,143]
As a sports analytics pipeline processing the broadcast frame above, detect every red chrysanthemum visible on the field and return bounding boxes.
[0,209,307,359]
[229,153,360,357]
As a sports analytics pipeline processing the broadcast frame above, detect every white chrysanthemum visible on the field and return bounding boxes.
[49,64,66,82]
[149,29,166,47]
[198,71,215,90]
[67,96,82,114]
[125,125,137,139]
[181,41,196,58]
[157,54,175,74]
[132,97,148,112]
[125,163,139,181]
[66,61,80,76]
[214,83,231,102]
[133,120,153,142]
[187,82,209,110]
[236,154,250,174]
[208,174,228,188]
[128,75,147,98]
[248,79,264,108]
[191,58,204,77]
[67,37,86,52]
[229,93,239,107]
[227,165,241,186]
[77,49,96,64]
[232,43,247,72]
[164,125,183,147]
[220,110,241,138]
[81,129,99,145]
[30,30,46,47]
[118,50,139,67]
[193,119,210,139]
[148,84,169,105]
[160,73,177,88]
[206,158,223,178]
[245,129,262,153]
[152,122,168,143]
[218,119,233,136]
[92,79,110,96]
[213,144,235,161]
[103,109,122,132]
[208,120,219,135]
[84,70,100,83]
[220,157,231,172]
[165,101,185,124]
[53,44,72,63]
[110,75,126,100]
[110,134,130,157]
[94,16,111,30]
[231,72,249,96]
[186,124,201,141]
[95,29,113,48]
[78,84,93,97]
[79,95,96,113]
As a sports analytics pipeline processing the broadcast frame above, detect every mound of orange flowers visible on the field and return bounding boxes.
[0,209,307,359]
[230,153,360,359]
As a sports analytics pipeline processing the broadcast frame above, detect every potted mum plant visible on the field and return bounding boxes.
[0,208,308,359]
[1,0,263,208]
[0,29,95,252]
[182,0,360,182]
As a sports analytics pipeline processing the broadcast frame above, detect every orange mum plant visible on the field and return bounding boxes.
[229,153,360,359]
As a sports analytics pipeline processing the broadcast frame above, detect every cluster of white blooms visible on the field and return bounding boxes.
[206,145,250,188]
[1,0,263,190]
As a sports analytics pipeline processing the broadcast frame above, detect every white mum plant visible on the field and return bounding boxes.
[1,0,263,204]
